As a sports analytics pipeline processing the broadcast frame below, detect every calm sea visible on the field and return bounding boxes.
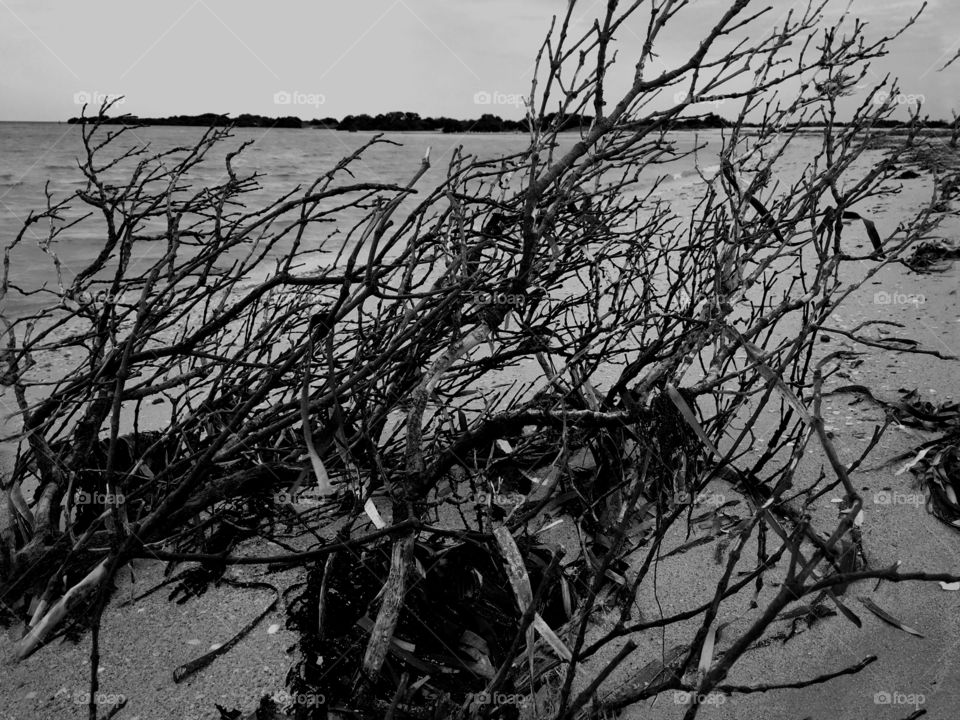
[0,123,728,316]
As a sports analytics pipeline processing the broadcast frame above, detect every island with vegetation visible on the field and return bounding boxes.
[65,110,736,132]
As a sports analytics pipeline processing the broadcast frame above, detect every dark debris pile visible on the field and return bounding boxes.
[284,536,581,719]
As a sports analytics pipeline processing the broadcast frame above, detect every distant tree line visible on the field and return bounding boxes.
[65,110,951,132]
[65,110,734,132]
[66,112,303,129]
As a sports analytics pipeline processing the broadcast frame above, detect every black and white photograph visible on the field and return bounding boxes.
[1,1,959,718]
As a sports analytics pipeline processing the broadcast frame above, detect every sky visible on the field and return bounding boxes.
[0,0,957,122]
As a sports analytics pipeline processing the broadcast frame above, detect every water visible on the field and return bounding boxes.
[0,122,736,315]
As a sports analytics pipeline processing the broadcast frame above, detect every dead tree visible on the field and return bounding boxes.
[0,1,955,719]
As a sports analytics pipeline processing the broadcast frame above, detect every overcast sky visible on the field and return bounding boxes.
[1,0,957,122]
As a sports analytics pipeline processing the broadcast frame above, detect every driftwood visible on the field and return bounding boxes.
[0,1,957,718]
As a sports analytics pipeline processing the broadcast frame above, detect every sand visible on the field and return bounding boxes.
[577,150,960,720]
[1,145,958,720]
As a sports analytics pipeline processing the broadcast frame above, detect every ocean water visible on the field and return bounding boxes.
[0,122,735,316]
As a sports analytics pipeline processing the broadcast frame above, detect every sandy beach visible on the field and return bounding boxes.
[0,136,957,720]
[5,0,960,717]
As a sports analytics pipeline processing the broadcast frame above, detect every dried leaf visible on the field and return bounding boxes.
[460,629,489,654]
[300,336,334,496]
[493,527,570,661]
[9,485,35,531]
[698,623,719,675]
[665,384,720,459]
[826,589,862,628]
[364,498,386,529]
[307,447,333,495]
[531,614,573,661]
[560,576,573,618]
[841,210,884,256]
[857,596,924,637]
[896,446,932,476]
[535,518,564,535]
